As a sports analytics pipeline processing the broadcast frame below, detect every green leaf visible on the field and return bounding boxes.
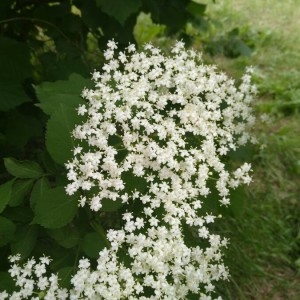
[2,206,33,224]
[32,186,78,229]
[30,177,51,210]
[57,267,73,289]
[0,37,32,111]
[82,232,106,258]
[47,226,80,249]
[9,179,35,207]
[36,73,92,115]
[96,0,141,25]
[187,1,206,16]
[4,112,43,149]
[0,216,16,247]
[101,198,124,212]
[10,225,38,259]
[4,158,44,179]
[0,180,14,213]
[46,104,82,165]
[0,272,15,293]
[0,37,32,81]
[0,81,30,111]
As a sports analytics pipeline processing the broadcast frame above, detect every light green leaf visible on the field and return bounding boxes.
[4,157,44,179]
[36,73,91,115]
[46,104,82,165]
[96,0,141,25]
[0,180,14,213]
[32,186,78,229]
[0,217,16,247]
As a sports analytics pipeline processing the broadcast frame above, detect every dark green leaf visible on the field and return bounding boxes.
[0,217,16,247]
[96,0,141,25]
[10,225,38,259]
[9,179,35,207]
[0,81,30,111]
[0,272,15,293]
[187,2,206,16]
[36,73,91,115]
[82,232,106,258]
[47,226,80,249]
[30,177,51,210]
[4,157,44,179]
[2,206,33,224]
[57,267,73,288]
[0,180,14,213]
[4,112,43,149]
[46,104,82,165]
[101,198,124,212]
[32,186,78,229]
[0,37,32,81]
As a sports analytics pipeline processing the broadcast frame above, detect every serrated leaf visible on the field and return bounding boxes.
[9,179,35,207]
[46,104,82,165]
[82,232,106,258]
[32,186,78,229]
[0,180,14,213]
[10,225,38,259]
[96,0,141,25]
[36,73,91,115]
[4,158,44,179]
[0,217,16,247]
[47,226,80,249]
[30,177,51,209]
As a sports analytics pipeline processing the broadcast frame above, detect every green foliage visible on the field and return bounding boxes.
[0,180,13,213]
[4,158,43,179]
[46,104,82,165]
[36,73,91,115]
[0,217,16,247]
[32,186,78,229]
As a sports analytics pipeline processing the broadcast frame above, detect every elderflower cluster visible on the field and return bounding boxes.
[1,41,256,299]
[0,255,68,300]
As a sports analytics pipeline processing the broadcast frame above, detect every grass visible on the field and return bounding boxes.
[134,2,300,298]
[204,1,300,299]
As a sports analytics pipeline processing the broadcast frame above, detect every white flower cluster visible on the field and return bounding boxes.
[1,41,256,299]
[0,255,68,300]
